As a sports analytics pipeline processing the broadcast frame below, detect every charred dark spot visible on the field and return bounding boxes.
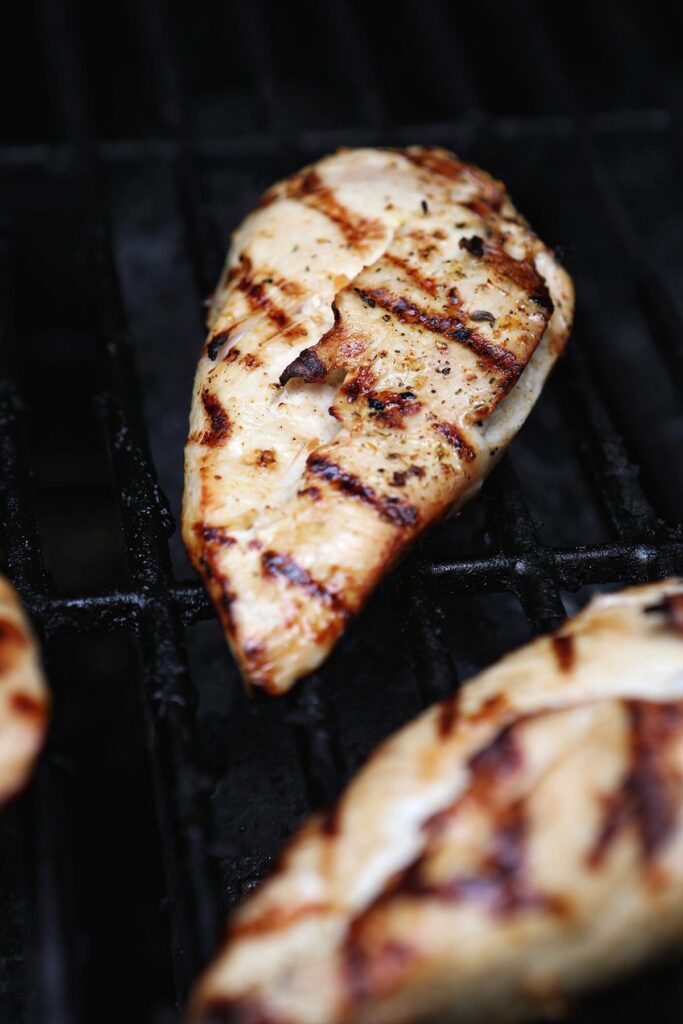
[646,592,683,633]
[241,352,261,369]
[471,309,496,324]
[432,422,476,461]
[589,700,683,867]
[297,485,322,502]
[279,347,327,385]
[206,329,230,360]
[390,465,425,487]
[552,633,575,673]
[354,288,376,308]
[365,391,423,430]
[307,456,419,528]
[459,235,485,257]
[200,390,231,446]
[262,550,348,615]
[256,449,276,468]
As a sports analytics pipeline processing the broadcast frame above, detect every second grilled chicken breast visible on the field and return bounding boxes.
[183,147,574,693]
[0,575,48,803]
[191,580,683,1024]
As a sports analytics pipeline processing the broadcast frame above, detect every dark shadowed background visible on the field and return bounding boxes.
[0,1,682,1022]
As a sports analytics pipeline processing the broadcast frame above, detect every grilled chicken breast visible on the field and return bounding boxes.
[0,576,48,802]
[183,147,574,693]
[191,580,683,1024]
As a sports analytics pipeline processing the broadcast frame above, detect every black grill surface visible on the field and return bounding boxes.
[1,1,682,1021]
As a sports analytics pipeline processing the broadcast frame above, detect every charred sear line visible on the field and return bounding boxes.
[366,390,423,429]
[236,263,290,329]
[588,700,683,867]
[200,390,231,445]
[398,801,559,917]
[262,551,348,615]
[285,168,380,247]
[551,633,575,673]
[354,286,523,380]
[280,347,327,385]
[433,422,476,461]
[391,146,467,182]
[194,523,237,548]
[390,465,425,488]
[307,456,419,528]
[384,252,439,296]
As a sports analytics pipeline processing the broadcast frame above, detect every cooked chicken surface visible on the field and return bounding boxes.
[0,575,48,802]
[183,147,574,693]
[191,580,683,1024]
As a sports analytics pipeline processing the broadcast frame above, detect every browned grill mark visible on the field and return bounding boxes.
[236,261,290,329]
[552,633,575,673]
[401,801,560,917]
[307,456,419,528]
[280,347,327,385]
[384,252,439,296]
[340,365,377,402]
[391,147,467,183]
[588,700,683,867]
[11,692,45,721]
[262,550,348,615]
[284,169,382,248]
[366,390,423,429]
[283,323,308,342]
[437,692,460,738]
[484,247,554,313]
[353,286,523,381]
[0,619,28,673]
[432,422,476,461]
[199,390,231,446]
[193,523,237,548]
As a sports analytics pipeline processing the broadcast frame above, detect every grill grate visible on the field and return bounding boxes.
[0,0,682,1021]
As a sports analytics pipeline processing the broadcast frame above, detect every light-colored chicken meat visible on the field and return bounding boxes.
[191,580,683,1024]
[183,147,573,693]
[0,575,48,802]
